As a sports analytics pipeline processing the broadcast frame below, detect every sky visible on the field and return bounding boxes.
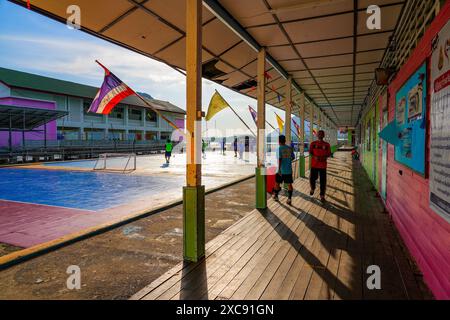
[0,0,300,137]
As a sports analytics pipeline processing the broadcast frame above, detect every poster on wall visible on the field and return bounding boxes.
[394,63,427,174]
[396,97,406,125]
[430,20,450,223]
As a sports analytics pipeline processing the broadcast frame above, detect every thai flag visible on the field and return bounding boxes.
[248,105,257,125]
[292,118,301,136]
[88,62,135,115]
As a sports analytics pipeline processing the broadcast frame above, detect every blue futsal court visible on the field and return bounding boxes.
[0,168,182,211]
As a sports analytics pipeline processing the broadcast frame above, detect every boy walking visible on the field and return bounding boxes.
[165,139,173,164]
[222,137,226,155]
[202,139,207,159]
[309,130,331,202]
[273,135,295,205]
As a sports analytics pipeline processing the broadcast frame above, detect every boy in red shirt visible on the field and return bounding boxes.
[309,130,331,202]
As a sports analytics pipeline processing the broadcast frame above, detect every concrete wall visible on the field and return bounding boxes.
[0,82,11,97]
[384,3,450,299]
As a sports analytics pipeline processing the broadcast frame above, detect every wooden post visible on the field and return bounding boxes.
[256,48,267,209]
[299,93,306,177]
[309,103,314,167]
[318,110,322,131]
[309,103,314,145]
[285,77,292,145]
[183,0,205,262]
[326,119,330,141]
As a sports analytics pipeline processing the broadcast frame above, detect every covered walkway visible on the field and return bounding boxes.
[7,0,449,300]
[132,152,432,300]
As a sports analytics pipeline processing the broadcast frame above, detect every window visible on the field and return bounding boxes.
[129,108,143,121]
[146,110,157,122]
[109,106,124,119]
[58,128,79,140]
[145,132,157,140]
[83,100,102,117]
[85,130,105,140]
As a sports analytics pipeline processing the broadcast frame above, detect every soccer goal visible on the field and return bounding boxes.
[94,153,137,173]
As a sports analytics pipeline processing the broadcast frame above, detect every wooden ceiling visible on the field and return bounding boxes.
[11,0,406,126]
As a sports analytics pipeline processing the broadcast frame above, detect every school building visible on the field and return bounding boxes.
[0,67,186,147]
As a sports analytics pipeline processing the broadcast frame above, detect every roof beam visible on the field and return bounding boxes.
[202,0,336,125]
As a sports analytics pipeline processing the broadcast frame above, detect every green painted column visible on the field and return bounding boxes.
[331,145,338,157]
[299,155,306,178]
[255,167,267,209]
[183,185,205,262]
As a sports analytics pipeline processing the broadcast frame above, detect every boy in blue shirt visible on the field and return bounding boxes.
[273,135,295,205]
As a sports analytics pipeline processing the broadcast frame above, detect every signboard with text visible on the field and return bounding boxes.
[430,20,450,223]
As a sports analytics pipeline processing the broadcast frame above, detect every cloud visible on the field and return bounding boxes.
[0,32,285,132]
[0,34,185,85]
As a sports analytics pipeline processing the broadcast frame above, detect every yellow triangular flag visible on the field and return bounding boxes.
[275,112,284,133]
[205,90,230,121]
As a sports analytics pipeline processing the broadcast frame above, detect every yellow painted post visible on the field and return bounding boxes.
[309,103,315,168]
[318,110,322,131]
[282,77,292,188]
[309,103,314,144]
[256,48,267,209]
[285,77,292,145]
[183,0,204,262]
[299,92,306,177]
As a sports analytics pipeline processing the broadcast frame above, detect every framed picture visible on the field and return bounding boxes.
[394,62,427,174]
[407,82,424,121]
[396,97,406,125]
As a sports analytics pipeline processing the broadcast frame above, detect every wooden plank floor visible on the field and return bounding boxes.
[131,153,433,300]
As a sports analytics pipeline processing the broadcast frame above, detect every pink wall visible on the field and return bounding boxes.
[175,118,185,129]
[0,97,57,148]
[386,2,450,299]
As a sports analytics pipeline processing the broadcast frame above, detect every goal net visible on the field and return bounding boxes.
[94,153,137,173]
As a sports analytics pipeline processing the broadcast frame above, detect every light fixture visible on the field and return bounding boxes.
[375,67,396,85]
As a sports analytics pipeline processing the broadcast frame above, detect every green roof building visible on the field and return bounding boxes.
[0,67,185,141]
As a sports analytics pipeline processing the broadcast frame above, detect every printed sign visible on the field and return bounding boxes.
[430,20,450,223]
[394,62,427,174]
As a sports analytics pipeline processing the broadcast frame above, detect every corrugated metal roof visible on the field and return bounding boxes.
[0,67,186,115]
[0,104,68,130]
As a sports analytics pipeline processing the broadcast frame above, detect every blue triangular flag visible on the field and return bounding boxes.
[378,120,400,146]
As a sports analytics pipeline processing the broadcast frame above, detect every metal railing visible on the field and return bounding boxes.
[0,139,168,164]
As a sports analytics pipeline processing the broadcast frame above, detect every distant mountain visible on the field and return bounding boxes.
[136,92,153,99]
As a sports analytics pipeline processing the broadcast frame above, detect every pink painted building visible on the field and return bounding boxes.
[0,97,57,149]
[380,3,450,299]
